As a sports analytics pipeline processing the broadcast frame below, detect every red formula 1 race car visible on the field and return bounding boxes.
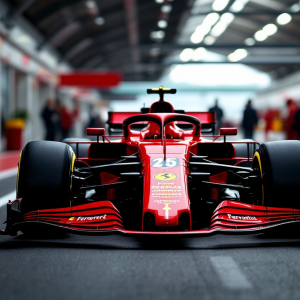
[2,87,300,237]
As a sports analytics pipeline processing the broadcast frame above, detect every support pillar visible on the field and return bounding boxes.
[8,67,16,116]
[25,74,34,142]
[0,56,2,152]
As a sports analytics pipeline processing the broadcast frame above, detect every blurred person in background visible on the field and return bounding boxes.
[286,98,298,140]
[73,102,82,137]
[41,99,59,141]
[87,105,105,129]
[1,113,5,135]
[57,102,73,140]
[209,99,223,132]
[1,113,5,151]
[292,103,300,140]
[242,100,258,139]
[264,109,274,141]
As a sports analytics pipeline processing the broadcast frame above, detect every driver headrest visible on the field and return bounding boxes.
[149,101,174,113]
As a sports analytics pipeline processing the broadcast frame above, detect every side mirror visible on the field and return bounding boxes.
[86,128,105,142]
[219,128,237,142]
[219,128,237,136]
[86,128,105,136]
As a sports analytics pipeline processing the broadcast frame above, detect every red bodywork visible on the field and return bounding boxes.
[2,99,299,237]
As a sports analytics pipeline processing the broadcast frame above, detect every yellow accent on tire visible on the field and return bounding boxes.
[253,152,264,206]
[70,153,76,207]
[16,150,22,198]
[70,153,76,189]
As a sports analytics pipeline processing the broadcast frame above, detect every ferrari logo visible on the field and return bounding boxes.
[163,203,171,219]
[69,217,75,221]
[154,173,178,181]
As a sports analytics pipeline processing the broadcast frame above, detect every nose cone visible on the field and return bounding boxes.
[142,147,192,230]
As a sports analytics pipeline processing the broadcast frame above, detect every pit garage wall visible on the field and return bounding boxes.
[0,37,56,150]
[254,71,300,114]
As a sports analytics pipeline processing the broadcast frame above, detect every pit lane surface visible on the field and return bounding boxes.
[1,174,300,300]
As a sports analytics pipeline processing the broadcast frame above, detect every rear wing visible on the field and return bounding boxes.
[107,111,216,134]
[183,112,216,133]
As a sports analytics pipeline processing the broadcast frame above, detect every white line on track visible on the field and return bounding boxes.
[0,190,16,208]
[210,256,252,289]
[0,167,18,180]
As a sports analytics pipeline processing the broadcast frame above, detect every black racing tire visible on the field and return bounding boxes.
[252,141,300,208]
[17,141,76,213]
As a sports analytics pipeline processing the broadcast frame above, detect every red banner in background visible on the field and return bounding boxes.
[58,72,122,88]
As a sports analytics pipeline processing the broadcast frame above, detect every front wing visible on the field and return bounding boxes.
[2,200,300,236]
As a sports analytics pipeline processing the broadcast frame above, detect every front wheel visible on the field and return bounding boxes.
[17,141,76,213]
[252,141,300,208]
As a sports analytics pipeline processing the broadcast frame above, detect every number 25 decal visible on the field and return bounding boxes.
[152,158,180,168]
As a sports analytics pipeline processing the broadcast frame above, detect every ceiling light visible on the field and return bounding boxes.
[229,0,249,12]
[191,13,220,43]
[202,13,220,26]
[180,48,194,62]
[263,24,277,36]
[158,20,168,28]
[191,32,204,44]
[211,22,227,37]
[150,31,165,39]
[210,13,234,38]
[221,12,235,24]
[192,47,207,61]
[204,36,216,45]
[228,49,248,62]
[212,0,230,11]
[86,1,96,9]
[161,5,172,13]
[236,48,247,56]
[196,24,212,35]
[244,38,255,46]
[290,3,300,12]
[277,13,292,25]
[155,0,164,3]
[254,30,268,41]
[190,13,220,44]
[94,17,105,25]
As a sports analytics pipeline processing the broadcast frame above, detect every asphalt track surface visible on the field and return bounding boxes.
[1,175,300,300]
